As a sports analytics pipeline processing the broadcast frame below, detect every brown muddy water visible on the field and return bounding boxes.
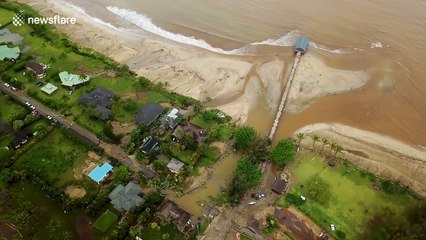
[73,0,426,145]
[165,154,241,217]
[67,0,426,215]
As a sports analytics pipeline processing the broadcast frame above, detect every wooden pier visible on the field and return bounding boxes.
[268,36,308,140]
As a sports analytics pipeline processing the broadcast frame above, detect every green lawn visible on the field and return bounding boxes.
[198,146,220,167]
[0,8,13,23]
[173,149,194,164]
[0,95,28,124]
[111,99,140,123]
[93,210,118,233]
[281,152,422,239]
[217,124,233,141]
[14,129,89,186]
[190,115,216,130]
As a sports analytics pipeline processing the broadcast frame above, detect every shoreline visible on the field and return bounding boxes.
[295,123,426,198]
[17,0,370,124]
[15,0,426,197]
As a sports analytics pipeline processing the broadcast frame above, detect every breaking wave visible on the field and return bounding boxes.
[251,30,301,46]
[65,2,122,32]
[309,42,350,54]
[102,5,350,55]
[106,6,244,55]
[370,41,383,48]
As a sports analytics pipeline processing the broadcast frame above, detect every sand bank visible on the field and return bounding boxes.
[17,0,369,124]
[295,123,426,197]
[287,52,369,112]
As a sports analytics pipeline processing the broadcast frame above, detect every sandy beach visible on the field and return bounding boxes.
[17,0,370,123]
[296,123,426,197]
[15,0,426,198]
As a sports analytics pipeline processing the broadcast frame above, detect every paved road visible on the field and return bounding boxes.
[0,80,155,176]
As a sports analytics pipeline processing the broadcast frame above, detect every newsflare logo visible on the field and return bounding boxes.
[12,10,25,27]
[11,10,77,27]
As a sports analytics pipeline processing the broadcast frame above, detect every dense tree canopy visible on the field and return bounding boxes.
[307,176,331,205]
[270,139,296,165]
[228,157,262,205]
[234,126,257,151]
[113,165,129,183]
[359,203,426,240]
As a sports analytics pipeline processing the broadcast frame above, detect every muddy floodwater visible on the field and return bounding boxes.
[165,153,241,217]
[67,0,426,215]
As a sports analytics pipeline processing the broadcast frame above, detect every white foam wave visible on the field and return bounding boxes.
[309,42,349,54]
[106,6,244,55]
[64,2,122,32]
[370,41,383,48]
[251,30,301,47]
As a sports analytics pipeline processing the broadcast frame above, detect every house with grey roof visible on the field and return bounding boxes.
[135,102,163,125]
[108,182,145,211]
[161,108,183,129]
[140,136,159,155]
[167,158,185,175]
[79,88,115,120]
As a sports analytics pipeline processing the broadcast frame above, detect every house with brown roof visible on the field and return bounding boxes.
[157,200,193,234]
[26,62,46,78]
[172,123,207,145]
[271,179,288,194]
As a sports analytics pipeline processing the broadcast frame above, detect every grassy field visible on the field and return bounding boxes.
[139,224,190,240]
[94,210,119,233]
[279,151,422,239]
[14,129,89,186]
[197,146,220,167]
[0,181,87,239]
[190,115,216,130]
[0,95,28,124]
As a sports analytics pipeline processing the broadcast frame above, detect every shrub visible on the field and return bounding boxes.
[270,139,296,165]
[307,177,331,205]
[234,126,256,151]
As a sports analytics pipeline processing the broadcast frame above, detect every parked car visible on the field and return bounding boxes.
[11,86,17,91]
[36,82,44,87]
[25,101,31,106]
[30,105,36,110]
[47,115,52,120]
[3,82,10,87]
[248,201,256,206]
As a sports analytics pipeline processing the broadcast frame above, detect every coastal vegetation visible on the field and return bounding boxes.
[1,2,424,240]
[227,156,263,205]
[278,151,423,240]
[270,139,296,165]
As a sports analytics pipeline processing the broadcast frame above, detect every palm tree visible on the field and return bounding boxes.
[311,135,320,151]
[334,144,343,159]
[320,137,329,154]
[133,81,142,100]
[296,133,305,146]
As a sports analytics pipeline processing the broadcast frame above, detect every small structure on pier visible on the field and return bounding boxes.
[295,36,309,54]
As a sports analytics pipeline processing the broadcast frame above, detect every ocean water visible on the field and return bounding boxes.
[67,0,426,145]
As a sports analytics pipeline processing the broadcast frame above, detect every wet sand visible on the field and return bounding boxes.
[16,0,426,202]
